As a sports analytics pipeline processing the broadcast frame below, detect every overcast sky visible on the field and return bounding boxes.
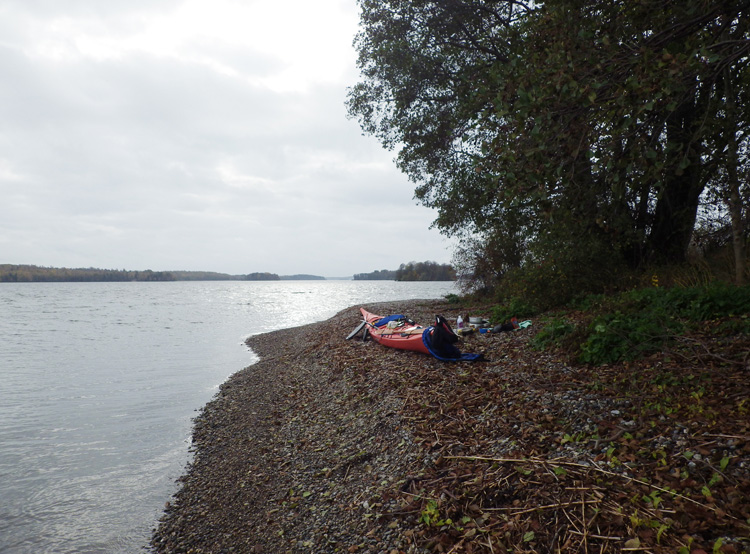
[0,0,452,277]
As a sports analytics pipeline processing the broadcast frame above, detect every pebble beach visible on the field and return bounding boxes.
[150,299,750,554]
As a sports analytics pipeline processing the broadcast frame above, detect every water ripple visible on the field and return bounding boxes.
[0,280,455,553]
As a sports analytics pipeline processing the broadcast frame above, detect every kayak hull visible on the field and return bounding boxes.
[360,308,431,355]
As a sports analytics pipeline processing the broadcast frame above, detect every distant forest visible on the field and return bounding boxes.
[353,269,397,280]
[354,261,455,281]
[0,265,324,283]
[0,265,177,282]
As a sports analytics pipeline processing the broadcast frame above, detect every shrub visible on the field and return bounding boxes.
[491,296,538,323]
[496,242,634,313]
[664,282,750,320]
[530,317,576,350]
[578,309,684,365]
[444,293,461,304]
[534,282,750,365]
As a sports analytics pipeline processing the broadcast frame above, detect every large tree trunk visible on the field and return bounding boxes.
[647,99,705,264]
[724,66,747,285]
[727,180,747,285]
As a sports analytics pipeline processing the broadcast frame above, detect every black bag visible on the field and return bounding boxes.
[434,315,459,344]
[425,315,460,358]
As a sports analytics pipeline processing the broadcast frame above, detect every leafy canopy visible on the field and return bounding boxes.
[348,0,750,297]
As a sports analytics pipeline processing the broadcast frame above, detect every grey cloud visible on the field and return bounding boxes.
[3,0,184,18]
[0,1,451,276]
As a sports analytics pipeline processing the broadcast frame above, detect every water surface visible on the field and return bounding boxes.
[0,280,455,553]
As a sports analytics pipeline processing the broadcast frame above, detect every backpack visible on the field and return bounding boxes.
[426,315,460,358]
[434,315,459,344]
[421,315,484,362]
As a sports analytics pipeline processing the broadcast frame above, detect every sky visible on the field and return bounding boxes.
[0,0,453,278]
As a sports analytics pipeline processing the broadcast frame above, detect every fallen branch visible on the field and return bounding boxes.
[483,498,602,516]
[671,335,746,367]
[567,529,623,541]
[443,455,718,512]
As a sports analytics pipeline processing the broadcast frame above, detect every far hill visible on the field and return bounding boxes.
[171,270,243,281]
[0,265,311,283]
[280,274,325,280]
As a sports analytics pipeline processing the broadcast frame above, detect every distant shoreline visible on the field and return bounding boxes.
[0,264,327,283]
[0,264,456,283]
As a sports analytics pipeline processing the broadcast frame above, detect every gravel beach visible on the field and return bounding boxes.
[151,299,750,554]
[150,300,444,554]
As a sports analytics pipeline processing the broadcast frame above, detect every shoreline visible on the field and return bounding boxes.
[150,299,750,554]
[150,299,448,553]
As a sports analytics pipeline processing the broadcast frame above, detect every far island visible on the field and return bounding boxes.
[354,261,455,281]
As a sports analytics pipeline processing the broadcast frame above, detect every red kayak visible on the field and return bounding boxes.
[350,308,482,362]
[359,308,431,355]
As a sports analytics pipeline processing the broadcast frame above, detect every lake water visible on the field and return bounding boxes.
[0,280,456,554]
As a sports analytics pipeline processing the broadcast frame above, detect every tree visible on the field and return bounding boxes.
[706,43,750,284]
[348,0,750,290]
[395,261,456,281]
[353,269,398,280]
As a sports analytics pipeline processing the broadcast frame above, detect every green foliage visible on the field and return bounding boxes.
[530,317,575,350]
[354,262,456,281]
[533,282,750,365]
[578,313,673,365]
[444,293,461,304]
[717,316,750,336]
[243,272,281,281]
[0,264,177,282]
[491,296,537,323]
[663,281,750,320]
[349,0,750,292]
[494,236,634,311]
[452,216,527,294]
[419,500,453,528]
[353,269,398,280]
[395,261,456,281]
[579,291,689,364]
[574,293,608,312]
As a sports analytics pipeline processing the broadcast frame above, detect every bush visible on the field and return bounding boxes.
[573,293,607,312]
[578,309,684,364]
[496,241,633,313]
[663,281,750,320]
[534,282,750,365]
[444,293,461,304]
[530,317,576,350]
[491,296,538,323]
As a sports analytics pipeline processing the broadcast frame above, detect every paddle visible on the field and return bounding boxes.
[345,320,367,340]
